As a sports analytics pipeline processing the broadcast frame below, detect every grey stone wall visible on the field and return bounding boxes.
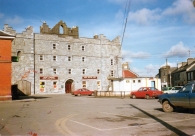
[5,22,122,95]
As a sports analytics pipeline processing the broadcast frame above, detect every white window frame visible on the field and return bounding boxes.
[68,56,72,61]
[40,68,43,74]
[82,69,86,74]
[111,70,114,77]
[97,69,100,74]
[81,45,85,51]
[68,45,71,50]
[40,55,44,61]
[53,81,57,89]
[111,59,113,65]
[53,68,57,74]
[82,56,85,62]
[82,81,86,88]
[53,44,56,49]
[53,56,57,61]
[68,69,71,74]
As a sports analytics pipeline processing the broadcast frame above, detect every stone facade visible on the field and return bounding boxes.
[4,21,122,95]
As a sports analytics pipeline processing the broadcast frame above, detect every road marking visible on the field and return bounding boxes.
[101,112,154,120]
[55,114,78,136]
[70,117,195,131]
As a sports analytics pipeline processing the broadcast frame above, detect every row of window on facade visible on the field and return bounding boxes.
[126,79,141,83]
[39,55,115,65]
[52,44,85,51]
[39,80,101,92]
[39,68,114,76]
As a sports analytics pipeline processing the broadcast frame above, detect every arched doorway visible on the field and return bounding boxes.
[65,79,74,93]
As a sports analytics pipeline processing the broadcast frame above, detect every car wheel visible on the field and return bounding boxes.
[132,95,136,99]
[162,100,174,112]
[145,95,150,99]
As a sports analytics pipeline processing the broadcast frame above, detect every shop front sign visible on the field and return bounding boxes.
[40,76,58,80]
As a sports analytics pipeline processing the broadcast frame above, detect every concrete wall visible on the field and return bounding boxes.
[113,77,162,92]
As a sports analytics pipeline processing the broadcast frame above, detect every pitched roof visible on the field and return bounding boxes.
[0,30,15,39]
[123,69,138,78]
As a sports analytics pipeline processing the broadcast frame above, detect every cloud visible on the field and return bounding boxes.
[144,64,160,76]
[5,15,24,25]
[162,0,195,24]
[131,64,160,77]
[162,41,189,58]
[122,50,150,59]
[128,8,161,25]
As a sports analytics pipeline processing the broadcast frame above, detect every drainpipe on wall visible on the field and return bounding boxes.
[33,33,35,94]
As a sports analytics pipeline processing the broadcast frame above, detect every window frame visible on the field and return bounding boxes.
[40,68,43,74]
[53,68,57,74]
[40,55,44,61]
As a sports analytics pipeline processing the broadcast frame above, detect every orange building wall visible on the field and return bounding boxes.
[0,39,12,97]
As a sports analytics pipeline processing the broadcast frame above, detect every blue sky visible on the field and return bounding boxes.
[1,0,195,77]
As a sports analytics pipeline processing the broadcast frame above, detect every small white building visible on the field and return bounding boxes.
[109,62,161,93]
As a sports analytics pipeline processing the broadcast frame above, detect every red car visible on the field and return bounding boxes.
[72,88,94,96]
[130,87,163,99]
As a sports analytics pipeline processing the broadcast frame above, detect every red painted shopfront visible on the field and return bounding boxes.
[0,30,15,100]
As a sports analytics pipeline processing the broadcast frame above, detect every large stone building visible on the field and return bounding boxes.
[4,21,122,95]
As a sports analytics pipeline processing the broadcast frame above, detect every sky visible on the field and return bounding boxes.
[1,0,195,77]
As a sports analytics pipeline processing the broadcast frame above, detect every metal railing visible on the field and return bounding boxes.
[94,91,131,98]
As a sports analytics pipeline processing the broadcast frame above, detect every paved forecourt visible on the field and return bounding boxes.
[0,94,195,136]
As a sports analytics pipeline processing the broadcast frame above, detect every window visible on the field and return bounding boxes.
[40,55,44,61]
[82,69,86,74]
[111,59,113,65]
[133,80,135,83]
[138,80,141,83]
[68,56,71,61]
[68,45,71,50]
[82,57,85,62]
[82,81,86,88]
[191,72,193,80]
[188,73,191,80]
[53,44,56,49]
[53,56,57,61]
[97,69,100,74]
[82,46,85,51]
[53,81,57,89]
[111,70,114,77]
[40,68,43,74]
[179,84,192,93]
[193,84,195,93]
[68,69,71,74]
[40,81,45,92]
[53,68,57,74]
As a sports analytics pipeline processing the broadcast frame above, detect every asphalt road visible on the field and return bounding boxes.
[0,94,195,136]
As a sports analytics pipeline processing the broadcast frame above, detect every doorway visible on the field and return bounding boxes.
[151,81,155,88]
[65,79,74,93]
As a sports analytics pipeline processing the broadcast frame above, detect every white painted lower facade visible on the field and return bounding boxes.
[112,77,162,92]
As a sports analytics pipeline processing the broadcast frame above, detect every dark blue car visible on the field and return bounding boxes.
[158,81,195,112]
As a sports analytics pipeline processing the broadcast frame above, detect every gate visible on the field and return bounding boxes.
[16,80,31,95]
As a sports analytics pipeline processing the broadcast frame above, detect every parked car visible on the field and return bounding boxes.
[162,87,172,92]
[72,88,94,96]
[163,86,183,94]
[130,87,163,99]
[158,81,195,112]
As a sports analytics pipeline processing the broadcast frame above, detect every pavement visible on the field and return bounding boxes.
[0,94,195,136]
